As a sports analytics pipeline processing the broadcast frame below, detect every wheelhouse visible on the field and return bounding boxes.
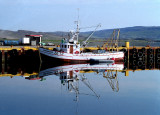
[60,38,80,54]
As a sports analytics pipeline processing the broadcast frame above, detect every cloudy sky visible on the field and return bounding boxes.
[0,0,159,32]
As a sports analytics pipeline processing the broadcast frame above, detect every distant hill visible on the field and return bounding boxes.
[0,29,86,41]
[83,26,160,40]
[0,29,64,40]
[0,26,160,40]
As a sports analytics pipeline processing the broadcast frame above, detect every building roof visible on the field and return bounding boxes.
[25,35,43,37]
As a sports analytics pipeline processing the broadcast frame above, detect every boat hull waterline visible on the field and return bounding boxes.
[39,47,124,63]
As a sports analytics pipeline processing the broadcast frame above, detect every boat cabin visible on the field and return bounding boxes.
[59,70,79,85]
[60,38,80,54]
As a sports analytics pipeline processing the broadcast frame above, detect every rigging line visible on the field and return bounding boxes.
[81,76,100,98]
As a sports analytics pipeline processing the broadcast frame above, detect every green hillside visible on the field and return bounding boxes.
[0,26,160,41]
[83,26,160,40]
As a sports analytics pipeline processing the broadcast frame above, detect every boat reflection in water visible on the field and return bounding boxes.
[0,61,124,100]
[39,62,124,100]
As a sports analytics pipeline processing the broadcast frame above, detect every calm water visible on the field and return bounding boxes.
[0,63,160,115]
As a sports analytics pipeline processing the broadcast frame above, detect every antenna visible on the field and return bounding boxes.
[75,8,80,42]
[77,8,79,22]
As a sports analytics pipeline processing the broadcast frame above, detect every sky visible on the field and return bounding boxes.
[0,0,160,32]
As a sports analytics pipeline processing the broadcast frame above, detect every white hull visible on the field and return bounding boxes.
[39,47,124,62]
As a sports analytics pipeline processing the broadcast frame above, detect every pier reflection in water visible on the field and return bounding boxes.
[0,61,160,115]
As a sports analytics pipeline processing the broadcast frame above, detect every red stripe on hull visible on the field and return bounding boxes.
[60,59,89,63]
[41,53,89,64]
[41,53,124,63]
[115,57,124,61]
[114,58,124,64]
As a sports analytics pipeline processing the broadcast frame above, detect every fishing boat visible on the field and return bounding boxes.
[39,21,124,63]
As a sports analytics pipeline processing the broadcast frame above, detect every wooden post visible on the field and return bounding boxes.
[2,50,5,74]
[154,48,156,69]
[0,51,1,63]
[125,70,129,76]
[125,42,130,70]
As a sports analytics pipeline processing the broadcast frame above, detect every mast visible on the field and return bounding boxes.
[75,8,80,42]
[75,20,79,42]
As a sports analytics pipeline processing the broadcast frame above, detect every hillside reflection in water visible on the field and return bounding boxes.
[0,62,160,115]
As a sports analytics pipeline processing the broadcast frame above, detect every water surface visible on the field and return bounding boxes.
[0,64,160,115]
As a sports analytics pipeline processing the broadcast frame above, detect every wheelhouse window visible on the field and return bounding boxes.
[65,45,67,48]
